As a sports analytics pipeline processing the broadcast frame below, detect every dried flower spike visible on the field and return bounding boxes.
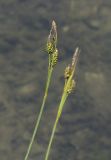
[72,47,80,70]
[49,20,57,46]
[46,20,57,54]
[64,47,80,94]
[46,21,59,69]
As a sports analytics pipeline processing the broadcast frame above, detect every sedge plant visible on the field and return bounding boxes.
[44,47,80,160]
[24,21,59,160]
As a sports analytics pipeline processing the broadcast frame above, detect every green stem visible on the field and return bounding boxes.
[45,92,68,160]
[24,66,53,160]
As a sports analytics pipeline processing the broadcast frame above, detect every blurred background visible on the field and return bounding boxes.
[0,0,111,160]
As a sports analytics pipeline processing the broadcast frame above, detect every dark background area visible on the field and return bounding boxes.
[0,0,111,160]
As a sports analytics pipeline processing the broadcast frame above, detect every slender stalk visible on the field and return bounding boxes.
[44,47,79,160]
[44,93,68,160]
[24,20,58,160]
[24,65,53,160]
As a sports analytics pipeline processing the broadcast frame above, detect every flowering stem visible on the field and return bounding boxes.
[44,92,68,160]
[24,63,53,160]
[44,47,79,160]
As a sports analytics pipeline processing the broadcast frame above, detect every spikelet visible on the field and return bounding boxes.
[46,42,54,54]
[51,49,58,67]
[46,21,57,54]
[64,47,80,95]
[64,65,72,80]
[49,20,57,48]
[72,47,79,69]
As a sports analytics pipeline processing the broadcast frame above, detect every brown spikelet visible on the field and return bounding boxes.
[64,47,80,94]
[72,47,80,67]
[47,20,58,55]
[49,20,57,48]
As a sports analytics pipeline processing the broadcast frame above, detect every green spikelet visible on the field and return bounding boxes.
[46,42,54,54]
[51,49,58,67]
[64,65,72,80]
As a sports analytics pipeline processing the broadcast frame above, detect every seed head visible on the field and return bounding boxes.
[46,20,57,54]
[50,20,57,46]
[64,47,80,94]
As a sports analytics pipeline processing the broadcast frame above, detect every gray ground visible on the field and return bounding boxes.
[0,0,111,160]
